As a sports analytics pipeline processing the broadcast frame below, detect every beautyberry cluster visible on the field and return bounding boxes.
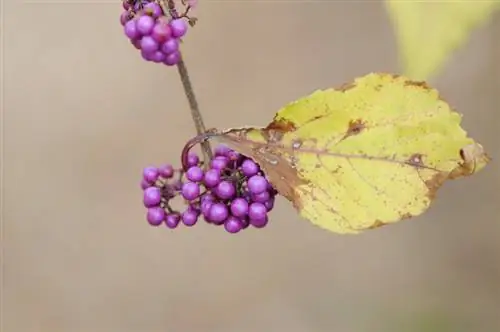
[120,0,189,65]
[141,145,278,233]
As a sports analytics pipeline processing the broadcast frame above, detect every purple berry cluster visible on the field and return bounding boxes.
[141,145,278,233]
[120,0,189,65]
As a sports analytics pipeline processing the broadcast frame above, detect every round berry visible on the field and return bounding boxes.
[216,180,236,200]
[249,215,268,228]
[120,11,131,26]
[143,166,159,183]
[214,145,231,157]
[143,187,162,207]
[165,213,180,229]
[140,36,159,53]
[122,1,131,10]
[186,166,204,182]
[147,207,165,226]
[150,51,166,63]
[186,153,199,167]
[141,49,154,61]
[169,18,188,38]
[248,202,267,221]
[163,51,181,66]
[144,2,163,18]
[181,182,200,201]
[140,179,151,190]
[247,175,268,195]
[251,190,270,203]
[241,159,259,177]
[136,15,155,35]
[182,209,199,226]
[210,156,228,170]
[151,21,171,43]
[230,198,249,218]
[158,164,174,178]
[224,216,244,234]
[124,20,139,40]
[208,203,229,224]
[264,196,275,211]
[160,38,179,54]
[204,169,221,188]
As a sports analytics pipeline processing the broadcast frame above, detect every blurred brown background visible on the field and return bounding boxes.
[3,1,500,331]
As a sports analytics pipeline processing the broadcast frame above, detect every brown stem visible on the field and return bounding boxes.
[175,56,213,163]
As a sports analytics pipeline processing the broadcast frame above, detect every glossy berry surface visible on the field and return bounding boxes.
[140,144,278,233]
[120,0,192,66]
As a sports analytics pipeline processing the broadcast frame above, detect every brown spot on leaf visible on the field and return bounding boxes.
[424,171,448,200]
[347,119,365,136]
[450,143,491,179]
[339,82,356,92]
[265,118,296,133]
[368,220,386,229]
[406,153,425,168]
[404,79,431,90]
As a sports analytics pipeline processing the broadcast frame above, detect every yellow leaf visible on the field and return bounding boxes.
[210,73,489,234]
[385,0,500,80]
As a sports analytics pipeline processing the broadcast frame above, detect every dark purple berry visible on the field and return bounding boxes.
[182,208,199,226]
[252,191,270,203]
[249,215,268,228]
[186,153,199,167]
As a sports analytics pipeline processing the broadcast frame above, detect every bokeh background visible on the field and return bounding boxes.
[3,1,500,331]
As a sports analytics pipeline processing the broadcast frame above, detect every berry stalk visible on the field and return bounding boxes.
[175,56,214,163]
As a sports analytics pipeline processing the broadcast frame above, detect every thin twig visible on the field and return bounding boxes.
[161,0,213,163]
[176,56,213,162]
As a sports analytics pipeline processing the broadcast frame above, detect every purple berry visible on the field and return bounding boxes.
[181,182,200,201]
[160,38,179,54]
[150,51,165,63]
[143,166,159,183]
[230,198,249,218]
[210,156,228,170]
[224,216,243,234]
[252,191,270,203]
[151,22,172,43]
[141,49,154,61]
[169,18,188,38]
[120,11,130,25]
[163,50,181,66]
[131,39,141,49]
[186,166,204,182]
[208,203,229,224]
[140,179,151,190]
[182,209,199,226]
[203,169,221,188]
[143,187,162,207]
[136,15,155,35]
[216,181,236,200]
[159,164,174,178]
[165,213,180,229]
[249,215,268,228]
[241,159,259,177]
[264,196,275,211]
[147,207,165,226]
[214,145,231,157]
[186,153,199,167]
[248,202,267,221]
[140,36,159,53]
[144,2,163,18]
[122,1,131,10]
[124,20,139,40]
[201,200,213,219]
[247,175,268,195]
